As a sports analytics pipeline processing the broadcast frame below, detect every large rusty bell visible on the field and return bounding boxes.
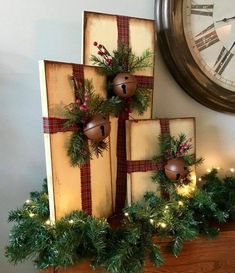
[83,115,111,141]
[112,72,137,98]
[164,158,189,181]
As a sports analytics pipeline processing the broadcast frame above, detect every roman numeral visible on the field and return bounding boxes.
[191,4,214,16]
[214,46,234,75]
[195,24,219,52]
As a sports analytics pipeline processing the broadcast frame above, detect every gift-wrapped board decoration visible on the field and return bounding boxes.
[39,60,113,220]
[126,118,196,203]
[83,11,155,213]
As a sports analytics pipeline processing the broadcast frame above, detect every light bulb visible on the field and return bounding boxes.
[178,201,184,206]
[150,219,154,224]
[124,212,129,217]
[29,213,35,218]
[207,169,211,173]
[45,220,51,225]
[159,222,167,228]
[25,199,31,204]
[69,220,74,224]
[230,168,235,173]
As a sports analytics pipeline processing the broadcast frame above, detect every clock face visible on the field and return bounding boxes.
[183,0,235,92]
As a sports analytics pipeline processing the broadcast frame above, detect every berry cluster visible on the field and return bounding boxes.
[93,41,113,66]
[75,93,89,112]
[176,138,192,157]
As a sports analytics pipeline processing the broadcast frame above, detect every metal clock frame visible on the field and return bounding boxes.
[155,0,235,113]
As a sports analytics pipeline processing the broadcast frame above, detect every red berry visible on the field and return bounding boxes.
[76,98,81,105]
[98,51,103,55]
[98,44,103,49]
[124,107,129,112]
[93,41,98,46]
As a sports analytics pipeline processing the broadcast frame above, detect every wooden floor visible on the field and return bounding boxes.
[42,222,235,273]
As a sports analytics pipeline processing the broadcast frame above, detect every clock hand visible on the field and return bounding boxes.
[216,16,235,23]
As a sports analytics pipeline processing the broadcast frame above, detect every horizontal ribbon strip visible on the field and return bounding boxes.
[127,160,165,173]
[43,117,78,134]
[136,75,154,89]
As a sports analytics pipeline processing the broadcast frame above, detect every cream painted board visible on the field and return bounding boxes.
[39,60,113,219]
[126,118,196,203]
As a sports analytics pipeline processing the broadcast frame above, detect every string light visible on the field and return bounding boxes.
[29,213,35,218]
[178,201,184,206]
[25,199,31,204]
[69,220,74,224]
[207,169,211,173]
[198,178,202,182]
[165,205,169,209]
[45,220,51,225]
[149,219,154,224]
[124,212,129,217]
[216,167,221,170]
[159,222,167,228]
[230,168,235,173]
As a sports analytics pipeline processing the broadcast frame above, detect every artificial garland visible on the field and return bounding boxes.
[91,42,153,115]
[6,134,235,273]
[65,78,120,166]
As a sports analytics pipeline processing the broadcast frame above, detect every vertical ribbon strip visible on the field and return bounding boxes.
[115,16,130,214]
[72,64,92,215]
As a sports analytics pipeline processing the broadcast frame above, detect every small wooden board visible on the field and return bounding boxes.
[39,60,113,220]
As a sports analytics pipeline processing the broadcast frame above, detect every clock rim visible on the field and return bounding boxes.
[155,0,235,113]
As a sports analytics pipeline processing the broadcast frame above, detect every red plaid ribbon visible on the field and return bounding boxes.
[73,64,85,86]
[80,160,92,215]
[115,111,129,214]
[43,117,78,134]
[127,160,165,173]
[72,64,92,215]
[117,16,129,47]
[160,119,170,135]
[136,76,154,89]
[115,16,155,213]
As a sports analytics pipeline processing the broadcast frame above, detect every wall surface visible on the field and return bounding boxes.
[0,1,234,273]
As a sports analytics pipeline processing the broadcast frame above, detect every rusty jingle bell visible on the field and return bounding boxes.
[112,72,137,98]
[164,158,189,181]
[83,115,111,141]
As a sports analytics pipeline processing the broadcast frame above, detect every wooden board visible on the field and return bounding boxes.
[82,11,156,207]
[41,222,235,273]
[126,118,196,203]
[39,60,113,220]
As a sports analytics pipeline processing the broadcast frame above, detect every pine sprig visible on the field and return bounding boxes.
[91,43,153,75]
[64,79,121,166]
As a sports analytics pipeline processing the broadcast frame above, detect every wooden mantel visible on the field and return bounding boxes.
[41,222,235,273]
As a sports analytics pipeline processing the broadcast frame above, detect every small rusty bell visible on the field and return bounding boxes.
[164,158,189,181]
[112,72,137,98]
[83,115,111,141]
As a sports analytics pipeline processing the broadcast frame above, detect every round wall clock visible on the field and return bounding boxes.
[155,0,235,113]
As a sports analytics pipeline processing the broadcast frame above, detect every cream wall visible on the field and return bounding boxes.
[0,1,234,273]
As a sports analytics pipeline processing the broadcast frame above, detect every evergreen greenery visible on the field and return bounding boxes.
[65,79,121,166]
[90,43,153,115]
[6,135,235,273]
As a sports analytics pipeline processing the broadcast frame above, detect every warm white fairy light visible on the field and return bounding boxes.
[230,168,235,173]
[25,199,31,204]
[165,205,169,209]
[191,187,195,192]
[45,219,51,225]
[124,212,129,217]
[216,167,221,170]
[207,169,211,173]
[29,213,35,218]
[149,219,154,224]
[198,178,202,182]
[159,222,167,228]
[69,220,74,224]
[178,201,184,206]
